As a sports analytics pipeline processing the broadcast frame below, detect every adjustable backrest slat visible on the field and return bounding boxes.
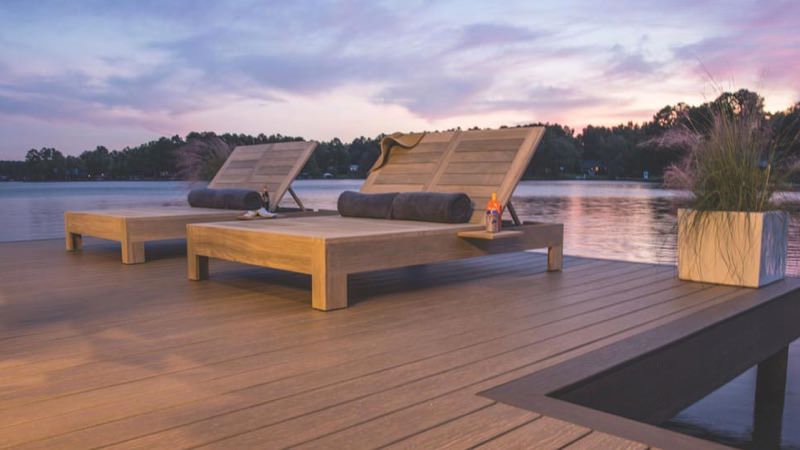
[427,127,544,223]
[208,141,318,211]
[361,131,455,194]
[360,127,544,224]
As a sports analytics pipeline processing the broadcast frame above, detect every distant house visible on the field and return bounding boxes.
[581,160,606,176]
[349,164,359,175]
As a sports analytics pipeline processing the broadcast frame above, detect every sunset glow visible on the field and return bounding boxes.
[1,0,798,158]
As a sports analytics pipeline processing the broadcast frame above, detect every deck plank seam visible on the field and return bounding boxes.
[466,415,545,449]
[9,282,700,446]
[0,259,630,391]
[1,255,564,350]
[1,308,744,448]
[1,253,576,343]
[108,283,723,448]
[0,280,692,438]
[5,241,760,450]
[289,401,501,449]
[0,262,672,416]
[555,428,596,449]
[0,256,600,372]
[0,264,688,440]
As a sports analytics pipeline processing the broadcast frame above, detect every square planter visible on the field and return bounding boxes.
[677,209,788,288]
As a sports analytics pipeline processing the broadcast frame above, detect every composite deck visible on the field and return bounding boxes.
[1,238,798,449]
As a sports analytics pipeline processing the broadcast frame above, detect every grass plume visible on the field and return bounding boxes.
[661,97,796,212]
[658,92,799,281]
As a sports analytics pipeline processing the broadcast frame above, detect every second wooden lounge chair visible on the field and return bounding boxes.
[187,127,564,310]
[64,141,320,264]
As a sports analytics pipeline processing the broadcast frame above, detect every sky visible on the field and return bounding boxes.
[0,0,799,159]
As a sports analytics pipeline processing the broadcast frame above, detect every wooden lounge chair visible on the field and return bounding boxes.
[187,127,564,310]
[64,141,320,264]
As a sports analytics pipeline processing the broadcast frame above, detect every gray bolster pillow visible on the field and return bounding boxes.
[187,188,263,210]
[337,191,397,219]
[391,192,474,223]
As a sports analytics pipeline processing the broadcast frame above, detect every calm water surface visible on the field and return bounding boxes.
[0,179,798,448]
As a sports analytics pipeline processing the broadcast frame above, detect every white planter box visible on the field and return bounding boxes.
[677,209,788,288]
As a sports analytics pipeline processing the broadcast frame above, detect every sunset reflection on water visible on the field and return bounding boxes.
[2,179,799,277]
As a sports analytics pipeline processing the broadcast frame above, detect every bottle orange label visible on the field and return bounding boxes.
[485,192,502,233]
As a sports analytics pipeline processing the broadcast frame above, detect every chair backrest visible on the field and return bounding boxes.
[428,127,544,223]
[208,141,318,211]
[360,131,456,194]
[362,127,545,223]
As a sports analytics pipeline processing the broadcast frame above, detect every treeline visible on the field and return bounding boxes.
[2,133,305,181]
[528,90,800,178]
[2,90,799,182]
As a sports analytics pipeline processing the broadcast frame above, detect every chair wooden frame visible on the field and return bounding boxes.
[187,127,564,310]
[65,141,319,264]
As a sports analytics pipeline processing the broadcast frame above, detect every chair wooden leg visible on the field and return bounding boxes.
[312,270,348,311]
[121,240,146,264]
[311,241,347,311]
[65,232,82,251]
[188,253,209,280]
[548,244,563,271]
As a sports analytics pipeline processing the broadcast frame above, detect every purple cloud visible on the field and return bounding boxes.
[379,74,491,118]
[672,1,800,90]
[1,0,799,158]
[605,46,660,78]
[451,23,544,51]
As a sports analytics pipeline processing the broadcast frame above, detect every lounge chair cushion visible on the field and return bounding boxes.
[390,192,474,223]
[187,188,263,210]
[337,191,397,219]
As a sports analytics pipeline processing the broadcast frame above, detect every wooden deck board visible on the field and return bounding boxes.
[0,257,632,366]
[0,259,652,417]
[564,430,650,449]
[475,416,591,449]
[174,288,727,448]
[1,238,793,449]
[380,402,540,450]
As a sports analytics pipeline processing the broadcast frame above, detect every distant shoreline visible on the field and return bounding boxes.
[0,176,662,183]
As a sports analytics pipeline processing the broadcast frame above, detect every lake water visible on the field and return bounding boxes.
[0,179,798,448]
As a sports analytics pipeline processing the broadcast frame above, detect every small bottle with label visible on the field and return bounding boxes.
[485,192,502,233]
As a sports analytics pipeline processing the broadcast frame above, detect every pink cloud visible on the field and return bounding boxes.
[2,0,799,159]
[674,3,800,92]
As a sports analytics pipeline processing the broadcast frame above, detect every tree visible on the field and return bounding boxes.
[4,90,795,182]
[526,124,581,177]
[81,146,110,178]
[25,149,42,180]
